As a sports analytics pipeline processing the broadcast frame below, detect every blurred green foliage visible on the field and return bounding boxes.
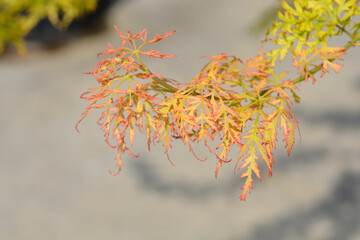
[0,0,99,54]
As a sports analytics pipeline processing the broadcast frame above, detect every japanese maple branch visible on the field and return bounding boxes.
[292,25,359,85]
[145,25,359,102]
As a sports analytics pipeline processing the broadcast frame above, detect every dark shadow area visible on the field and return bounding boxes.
[277,147,328,168]
[25,0,127,50]
[130,159,242,200]
[130,146,329,200]
[231,171,360,240]
[296,109,360,131]
[271,147,329,173]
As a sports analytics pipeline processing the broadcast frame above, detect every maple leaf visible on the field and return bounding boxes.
[147,30,176,44]
[139,50,177,59]
[78,26,179,174]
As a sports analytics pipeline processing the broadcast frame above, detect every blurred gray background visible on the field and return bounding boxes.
[1,0,359,239]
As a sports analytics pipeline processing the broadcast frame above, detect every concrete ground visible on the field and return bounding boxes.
[1,0,359,239]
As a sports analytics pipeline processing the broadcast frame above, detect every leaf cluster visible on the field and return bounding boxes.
[0,0,98,54]
[78,0,359,200]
